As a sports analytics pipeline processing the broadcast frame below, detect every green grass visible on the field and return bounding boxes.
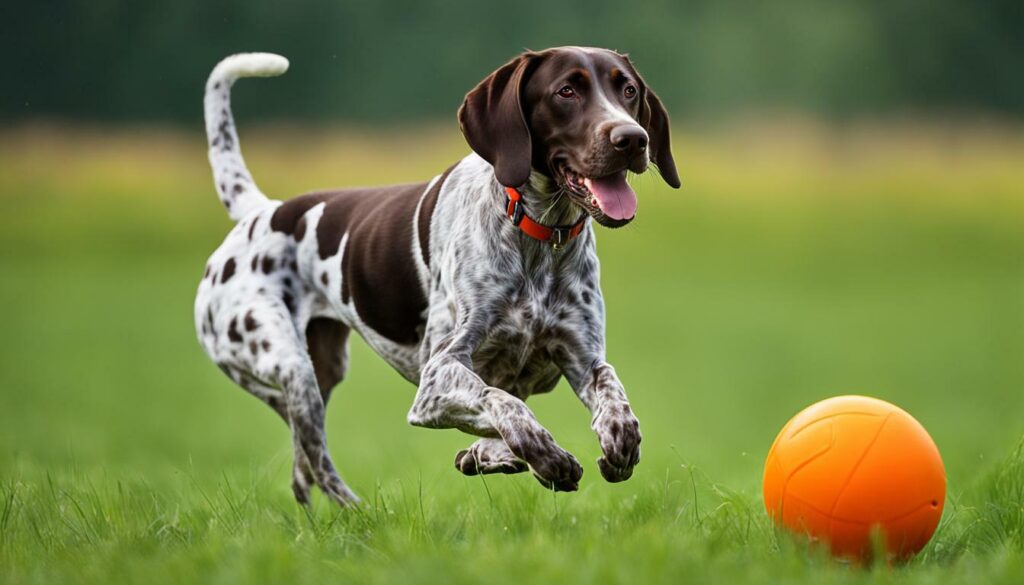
[1,122,1023,583]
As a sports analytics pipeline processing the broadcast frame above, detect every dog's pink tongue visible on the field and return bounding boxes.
[583,173,637,220]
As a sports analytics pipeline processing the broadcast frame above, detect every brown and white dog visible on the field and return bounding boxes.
[194,47,680,506]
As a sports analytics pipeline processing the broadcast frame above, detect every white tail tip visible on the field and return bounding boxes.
[208,53,289,87]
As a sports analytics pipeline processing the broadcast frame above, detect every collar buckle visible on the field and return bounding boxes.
[508,198,525,226]
[550,227,569,250]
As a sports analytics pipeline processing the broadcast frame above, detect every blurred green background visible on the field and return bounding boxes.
[3,0,1023,123]
[1,2,1023,583]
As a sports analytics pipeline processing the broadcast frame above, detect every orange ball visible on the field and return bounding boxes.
[763,395,946,561]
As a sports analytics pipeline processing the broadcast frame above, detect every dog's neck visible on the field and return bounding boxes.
[493,169,593,273]
[517,170,586,227]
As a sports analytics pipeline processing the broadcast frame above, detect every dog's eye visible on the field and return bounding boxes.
[624,85,637,98]
[557,86,576,99]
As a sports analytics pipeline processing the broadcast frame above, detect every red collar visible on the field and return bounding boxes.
[505,186,587,250]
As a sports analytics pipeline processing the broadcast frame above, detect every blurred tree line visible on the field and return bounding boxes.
[2,0,1021,124]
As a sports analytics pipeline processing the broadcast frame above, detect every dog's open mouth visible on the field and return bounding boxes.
[560,167,637,228]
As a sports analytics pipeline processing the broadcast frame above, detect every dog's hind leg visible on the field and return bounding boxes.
[275,353,359,507]
[216,301,359,507]
[232,373,316,504]
[296,317,351,503]
[282,318,352,504]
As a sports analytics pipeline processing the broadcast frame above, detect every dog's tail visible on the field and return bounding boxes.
[204,53,289,221]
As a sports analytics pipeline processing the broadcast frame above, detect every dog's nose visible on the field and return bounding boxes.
[610,125,648,156]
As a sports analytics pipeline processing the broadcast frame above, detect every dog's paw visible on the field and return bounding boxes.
[491,396,583,491]
[529,447,584,492]
[593,402,642,483]
[317,474,362,507]
[455,438,528,476]
[503,428,583,492]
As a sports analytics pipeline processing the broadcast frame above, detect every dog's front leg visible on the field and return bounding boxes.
[407,330,583,491]
[562,359,642,483]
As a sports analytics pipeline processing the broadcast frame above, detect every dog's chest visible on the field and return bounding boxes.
[470,285,571,397]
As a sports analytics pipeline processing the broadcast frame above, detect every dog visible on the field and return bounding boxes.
[194,47,680,506]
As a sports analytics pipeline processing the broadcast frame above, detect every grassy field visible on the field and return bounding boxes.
[1,121,1023,583]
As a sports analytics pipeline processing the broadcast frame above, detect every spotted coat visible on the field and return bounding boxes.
[194,52,646,506]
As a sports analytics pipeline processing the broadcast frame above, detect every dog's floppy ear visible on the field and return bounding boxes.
[458,53,539,188]
[622,54,680,189]
[639,86,680,188]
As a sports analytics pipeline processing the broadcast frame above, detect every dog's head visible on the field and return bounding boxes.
[459,46,680,228]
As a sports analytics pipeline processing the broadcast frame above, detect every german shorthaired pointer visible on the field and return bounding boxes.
[194,47,680,506]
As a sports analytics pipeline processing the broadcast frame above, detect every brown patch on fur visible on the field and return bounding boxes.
[269,192,333,234]
[221,258,236,283]
[271,181,438,344]
[227,317,243,342]
[306,318,350,397]
[243,310,260,332]
[417,165,455,267]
